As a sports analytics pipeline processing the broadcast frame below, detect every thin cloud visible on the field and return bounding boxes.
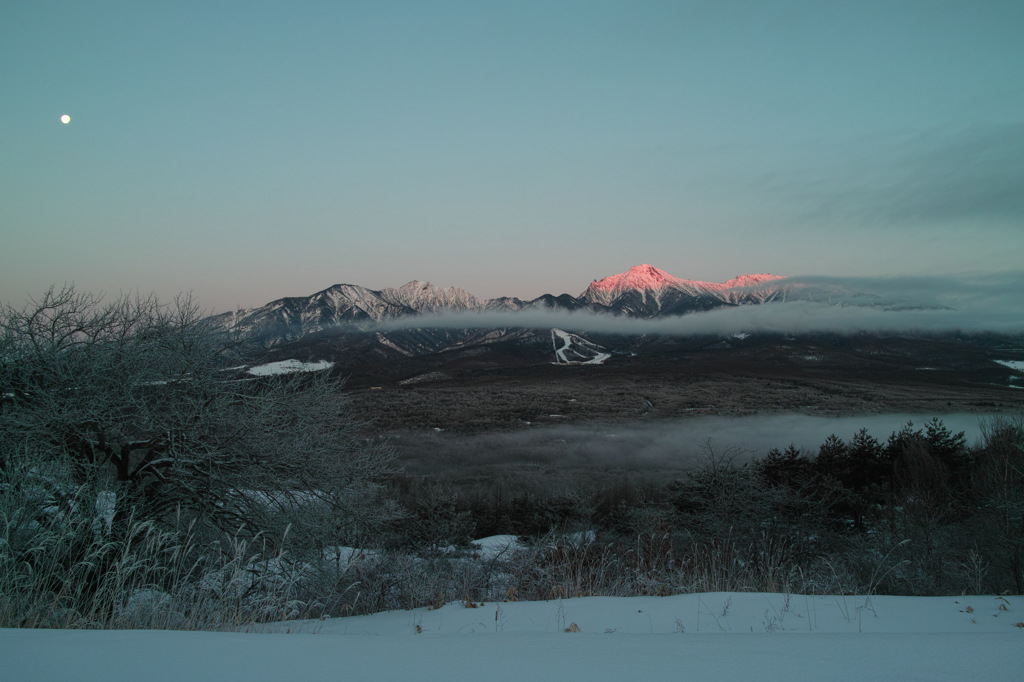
[868,123,1024,225]
[789,123,1024,230]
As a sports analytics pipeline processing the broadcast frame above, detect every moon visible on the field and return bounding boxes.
[60,114,70,124]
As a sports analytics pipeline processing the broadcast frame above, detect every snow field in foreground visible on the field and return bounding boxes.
[3,593,1023,682]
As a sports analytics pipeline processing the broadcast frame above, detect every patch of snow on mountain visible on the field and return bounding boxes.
[375,332,413,356]
[246,359,334,376]
[995,360,1024,371]
[551,329,611,365]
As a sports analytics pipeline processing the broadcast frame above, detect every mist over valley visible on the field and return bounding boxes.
[391,412,999,491]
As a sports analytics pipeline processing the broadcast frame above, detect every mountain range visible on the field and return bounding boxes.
[200,264,904,380]
[202,264,1024,394]
[211,264,869,348]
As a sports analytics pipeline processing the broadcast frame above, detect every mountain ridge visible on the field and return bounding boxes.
[579,264,788,313]
[209,265,798,345]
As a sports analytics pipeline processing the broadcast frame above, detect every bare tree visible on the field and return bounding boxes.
[973,415,1024,593]
[0,285,397,547]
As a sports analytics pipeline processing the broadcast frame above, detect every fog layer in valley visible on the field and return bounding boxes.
[396,412,996,486]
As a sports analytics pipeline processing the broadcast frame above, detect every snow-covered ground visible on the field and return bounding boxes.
[246,359,334,376]
[995,359,1024,371]
[4,592,1022,681]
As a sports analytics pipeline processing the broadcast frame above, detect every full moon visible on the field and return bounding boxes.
[60,114,70,124]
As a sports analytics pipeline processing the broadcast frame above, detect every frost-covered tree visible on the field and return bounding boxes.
[0,285,397,546]
[972,415,1024,593]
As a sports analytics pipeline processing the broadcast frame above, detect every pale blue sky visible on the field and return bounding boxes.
[2,0,1022,311]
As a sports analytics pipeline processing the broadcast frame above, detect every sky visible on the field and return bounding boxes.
[2,0,1023,313]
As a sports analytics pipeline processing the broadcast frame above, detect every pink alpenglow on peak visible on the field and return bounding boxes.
[587,265,785,293]
[588,265,687,292]
[707,273,788,291]
[580,265,787,310]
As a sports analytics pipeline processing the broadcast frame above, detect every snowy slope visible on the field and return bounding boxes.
[3,593,1023,682]
[551,328,611,365]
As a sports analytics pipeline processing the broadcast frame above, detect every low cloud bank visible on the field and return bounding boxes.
[374,272,1024,337]
[398,413,998,480]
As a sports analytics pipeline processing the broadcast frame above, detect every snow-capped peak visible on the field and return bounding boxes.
[587,265,785,293]
[588,264,686,292]
[380,281,480,312]
[708,273,787,290]
[580,265,788,310]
